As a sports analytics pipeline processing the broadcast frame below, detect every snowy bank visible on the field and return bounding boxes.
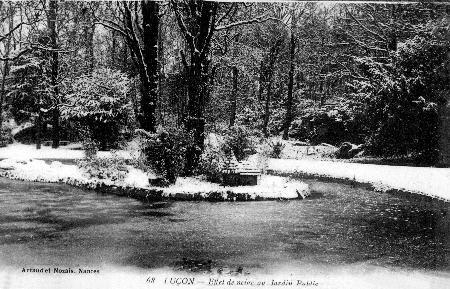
[163,175,309,200]
[0,143,134,160]
[0,158,309,201]
[268,158,450,202]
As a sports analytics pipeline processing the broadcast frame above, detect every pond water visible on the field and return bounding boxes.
[0,177,449,277]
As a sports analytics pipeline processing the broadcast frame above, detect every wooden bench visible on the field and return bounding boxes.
[222,157,260,186]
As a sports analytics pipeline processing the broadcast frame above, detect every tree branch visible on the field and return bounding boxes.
[123,1,149,84]
[215,13,272,31]
[216,3,236,26]
[94,21,129,41]
[0,48,29,61]
[170,0,195,52]
[200,3,218,59]
[179,50,188,69]
[134,1,144,41]
[0,22,23,43]
[345,6,387,42]
[346,31,387,53]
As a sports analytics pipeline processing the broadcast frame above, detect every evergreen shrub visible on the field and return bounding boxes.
[77,156,129,182]
[222,125,258,161]
[140,127,194,184]
[62,68,134,151]
[269,140,285,158]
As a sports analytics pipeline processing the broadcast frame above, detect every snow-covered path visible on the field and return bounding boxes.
[268,159,450,201]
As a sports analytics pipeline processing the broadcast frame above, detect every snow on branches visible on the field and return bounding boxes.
[62,68,132,122]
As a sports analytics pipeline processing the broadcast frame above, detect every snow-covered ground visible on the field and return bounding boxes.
[0,158,309,201]
[1,143,448,202]
[0,158,138,188]
[164,175,309,199]
[0,143,134,160]
[268,158,450,202]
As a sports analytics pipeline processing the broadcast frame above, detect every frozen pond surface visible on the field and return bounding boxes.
[0,177,449,275]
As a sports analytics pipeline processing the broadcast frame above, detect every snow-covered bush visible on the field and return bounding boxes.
[198,134,226,183]
[82,138,99,159]
[222,125,258,161]
[61,68,134,150]
[7,51,52,125]
[269,140,285,159]
[351,21,449,164]
[289,105,366,146]
[141,127,194,184]
[236,102,263,129]
[0,127,13,147]
[77,156,129,182]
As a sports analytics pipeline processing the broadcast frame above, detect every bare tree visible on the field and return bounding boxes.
[261,38,283,138]
[282,3,308,140]
[171,0,272,173]
[0,3,14,130]
[282,8,296,140]
[95,0,159,133]
[47,0,60,148]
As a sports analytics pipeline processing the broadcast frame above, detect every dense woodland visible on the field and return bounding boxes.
[0,1,449,182]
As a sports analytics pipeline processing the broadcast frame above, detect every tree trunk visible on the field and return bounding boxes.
[0,61,8,130]
[176,0,218,175]
[0,5,14,131]
[111,30,116,68]
[262,39,283,138]
[48,0,60,148]
[19,4,23,47]
[157,16,164,125]
[81,4,95,74]
[262,80,272,138]
[139,0,159,133]
[87,25,95,73]
[120,4,128,72]
[121,42,128,72]
[258,60,264,102]
[388,5,398,52]
[283,24,296,140]
[184,60,208,175]
[229,66,238,127]
[36,96,42,150]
